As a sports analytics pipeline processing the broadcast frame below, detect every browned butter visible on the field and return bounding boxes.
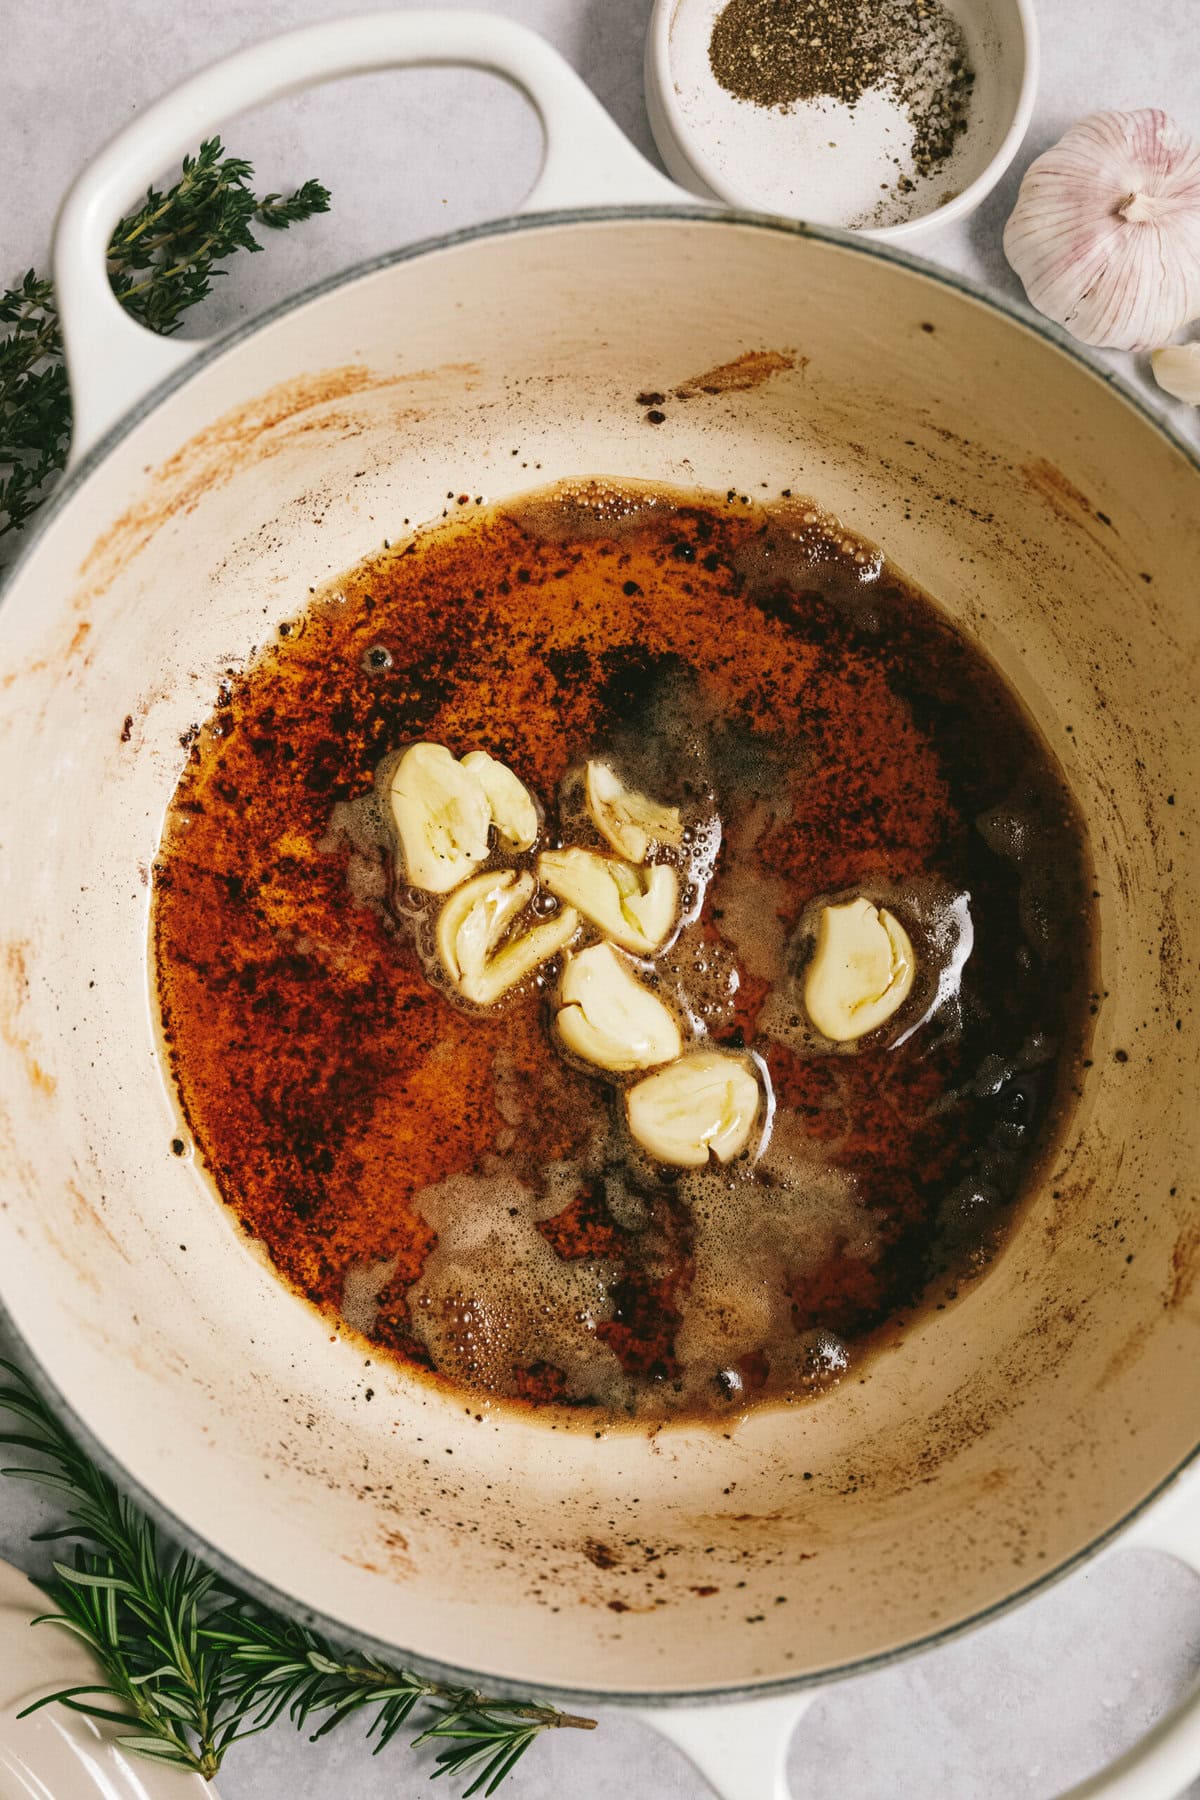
[153,481,1094,1422]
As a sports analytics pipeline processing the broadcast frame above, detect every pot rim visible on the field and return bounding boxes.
[2,202,1197,1708]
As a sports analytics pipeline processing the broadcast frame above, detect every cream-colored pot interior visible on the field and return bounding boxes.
[1,212,1197,1702]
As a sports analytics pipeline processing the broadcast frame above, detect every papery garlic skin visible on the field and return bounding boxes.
[1004,110,1200,351]
[1151,342,1200,405]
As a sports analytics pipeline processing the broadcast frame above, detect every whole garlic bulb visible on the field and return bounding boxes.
[1004,110,1200,351]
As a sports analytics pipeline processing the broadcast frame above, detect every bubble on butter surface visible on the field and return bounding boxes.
[403,1084,875,1415]
[671,1110,870,1403]
[341,1254,400,1336]
[406,1163,631,1408]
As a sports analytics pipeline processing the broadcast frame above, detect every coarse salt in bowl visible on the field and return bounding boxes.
[644,0,1038,240]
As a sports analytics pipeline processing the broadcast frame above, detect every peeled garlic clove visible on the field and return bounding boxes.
[468,907,579,1005]
[585,761,683,863]
[437,870,532,984]
[390,743,491,893]
[1151,342,1200,404]
[537,848,678,953]
[437,869,577,1005]
[626,1051,761,1168]
[1004,110,1200,351]
[461,750,539,850]
[556,942,682,1071]
[803,897,915,1042]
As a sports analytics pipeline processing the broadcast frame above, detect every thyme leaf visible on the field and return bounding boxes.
[0,138,330,548]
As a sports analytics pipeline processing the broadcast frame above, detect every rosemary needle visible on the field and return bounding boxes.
[0,137,330,553]
[0,1360,596,1792]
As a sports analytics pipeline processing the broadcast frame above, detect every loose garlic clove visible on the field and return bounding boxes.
[438,870,532,984]
[390,743,492,893]
[1004,110,1200,351]
[556,942,682,1072]
[1151,343,1200,404]
[585,761,683,863]
[437,870,578,1005]
[537,848,678,954]
[626,1051,761,1168]
[469,907,579,1005]
[461,751,539,850]
[803,897,915,1042]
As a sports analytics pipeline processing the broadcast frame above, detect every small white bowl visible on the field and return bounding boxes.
[644,0,1039,242]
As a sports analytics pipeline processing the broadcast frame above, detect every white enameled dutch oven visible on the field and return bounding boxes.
[1,16,1198,1798]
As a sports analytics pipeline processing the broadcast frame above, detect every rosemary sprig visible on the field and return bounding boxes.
[0,138,330,545]
[0,1360,595,1792]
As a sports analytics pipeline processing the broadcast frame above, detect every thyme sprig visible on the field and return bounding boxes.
[0,1360,595,1793]
[0,138,330,544]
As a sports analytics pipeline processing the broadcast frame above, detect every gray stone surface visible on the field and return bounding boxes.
[2,1,1199,1794]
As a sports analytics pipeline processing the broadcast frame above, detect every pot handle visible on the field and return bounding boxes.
[53,9,686,463]
[639,1466,1200,1800]
[634,1692,812,1800]
[1056,1464,1200,1800]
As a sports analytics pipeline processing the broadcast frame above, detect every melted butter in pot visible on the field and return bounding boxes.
[153,479,1095,1423]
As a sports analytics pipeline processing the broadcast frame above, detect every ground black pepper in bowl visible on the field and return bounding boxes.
[709,0,975,187]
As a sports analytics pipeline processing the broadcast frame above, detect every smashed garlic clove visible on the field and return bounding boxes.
[537,848,678,953]
[437,869,578,1005]
[556,942,682,1071]
[1151,343,1200,404]
[626,1051,761,1168]
[437,870,533,984]
[803,896,915,1042]
[585,761,683,863]
[390,742,492,893]
[469,907,579,1005]
[461,750,539,850]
